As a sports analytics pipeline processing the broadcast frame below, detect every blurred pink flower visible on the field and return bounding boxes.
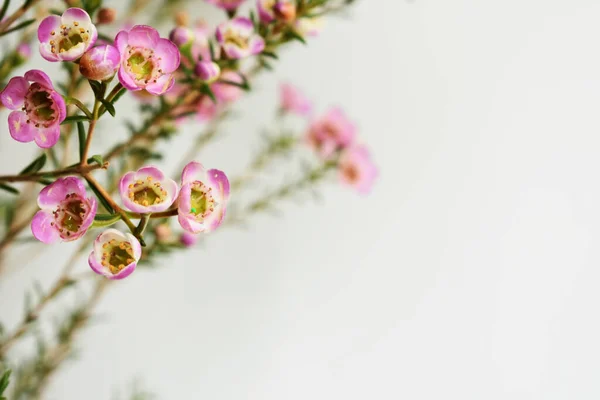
[204,0,246,10]
[216,17,265,59]
[306,107,356,158]
[338,145,378,195]
[280,83,312,116]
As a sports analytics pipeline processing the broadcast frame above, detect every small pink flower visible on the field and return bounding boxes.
[212,70,244,103]
[169,26,194,47]
[88,228,141,280]
[196,95,219,122]
[338,145,378,195]
[0,70,66,148]
[79,45,121,81]
[216,17,265,59]
[16,43,31,60]
[115,25,180,95]
[306,107,356,158]
[177,162,230,234]
[31,177,98,244]
[257,0,296,23]
[280,83,312,116]
[204,0,246,10]
[195,60,220,83]
[119,166,179,214]
[38,8,98,62]
[180,231,199,247]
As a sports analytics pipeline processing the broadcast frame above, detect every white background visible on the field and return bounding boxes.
[2,0,600,398]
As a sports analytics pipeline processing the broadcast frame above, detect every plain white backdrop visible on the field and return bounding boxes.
[2,0,600,398]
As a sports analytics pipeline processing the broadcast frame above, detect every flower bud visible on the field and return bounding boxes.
[274,2,296,23]
[169,26,194,47]
[96,7,116,25]
[180,232,198,248]
[195,61,220,83]
[15,43,31,62]
[79,45,121,81]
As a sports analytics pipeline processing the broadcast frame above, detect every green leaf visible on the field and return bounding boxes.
[200,84,217,104]
[288,29,307,45]
[88,79,105,100]
[0,183,18,195]
[87,154,104,165]
[61,115,90,125]
[100,98,115,116]
[92,213,121,228]
[19,153,47,175]
[0,0,10,21]
[0,18,35,37]
[261,51,278,59]
[109,86,127,106]
[77,121,86,160]
[85,178,114,214]
[0,369,11,396]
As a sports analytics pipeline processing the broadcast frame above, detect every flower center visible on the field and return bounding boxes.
[224,29,249,49]
[125,47,164,85]
[49,23,91,55]
[23,83,56,127]
[189,181,215,220]
[342,164,360,183]
[101,239,135,274]
[128,176,167,207]
[50,194,88,237]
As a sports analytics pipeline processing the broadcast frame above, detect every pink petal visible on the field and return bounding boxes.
[39,43,59,62]
[178,211,204,233]
[117,66,139,90]
[24,70,53,89]
[0,76,28,110]
[31,210,60,244]
[61,8,92,25]
[37,15,61,42]
[34,125,60,148]
[8,111,36,143]
[49,90,67,123]
[155,38,180,73]
[88,251,111,277]
[127,25,160,48]
[145,74,174,95]
[181,161,206,184]
[137,165,165,180]
[114,30,129,54]
[38,176,87,209]
[207,169,230,202]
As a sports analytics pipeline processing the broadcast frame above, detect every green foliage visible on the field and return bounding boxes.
[19,154,47,175]
[0,369,11,400]
[0,183,18,195]
[77,122,86,160]
[0,18,35,37]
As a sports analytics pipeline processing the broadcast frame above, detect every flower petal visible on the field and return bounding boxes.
[207,169,230,202]
[117,65,139,91]
[0,76,28,110]
[155,38,180,73]
[144,74,174,95]
[39,43,60,62]
[50,90,67,123]
[181,161,206,184]
[37,15,61,42]
[31,210,60,244]
[24,69,53,89]
[38,176,87,209]
[114,30,129,54]
[34,125,60,148]
[127,25,160,47]
[8,111,36,143]
[61,7,92,25]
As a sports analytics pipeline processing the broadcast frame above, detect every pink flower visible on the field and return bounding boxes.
[204,0,246,10]
[195,60,220,83]
[38,8,98,62]
[0,70,66,148]
[280,83,312,116]
[216,17,265,59]
[177,162,230,234]
[115,25,180,95]
[212,70,244,103]
[16,43,31,60]
[119,166,179,214]
[196,95,219,122]
[295,16,324,37]
[180,231,199,247]
[169,26,194,47]
[257,0,296,23]
[338,145,378,195]
[31,177,98,244]
[79,45,121,81]
[306,107,356,158]
[88,229,141,280]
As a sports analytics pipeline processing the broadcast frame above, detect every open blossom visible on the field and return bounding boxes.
[119,166,179,214]
[38,8,98,62]
[280,83,312,116]
[257,0,297,23]
[31,177,97,244]
[216,17,265,59]
[307,107,356,157]
[338,145,378,195]
[204,0,246,10]
[79,45,121,81]
[0,70,66,148]
[177,162,230,234]
[88,229,141,280]
[115,25,180,95]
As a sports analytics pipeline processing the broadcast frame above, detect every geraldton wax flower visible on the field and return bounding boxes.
[115,25,181,95]
[88,229,141,280]
[280,83,312,116]
[216,17,265,59]
[204,0,246,11]
[257,0,297,23]
[307,107,356,158]
[338,145,378,195]
[119,166,179,213]
[0,70,66,148]
[178,162,230,234]
[31,177,98,244]
[38,8,98,62]
[79,44,121,81]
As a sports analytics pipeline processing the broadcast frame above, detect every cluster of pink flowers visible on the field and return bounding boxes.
[279,83,378,194]
[30,162,229,280]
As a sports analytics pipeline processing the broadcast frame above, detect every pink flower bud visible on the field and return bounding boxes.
[16,43,31,60]
[180,231,198,247]
[79,45,121,81]
[169,26,194,47]
[96,8,116,25]
[195,61,220,83]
